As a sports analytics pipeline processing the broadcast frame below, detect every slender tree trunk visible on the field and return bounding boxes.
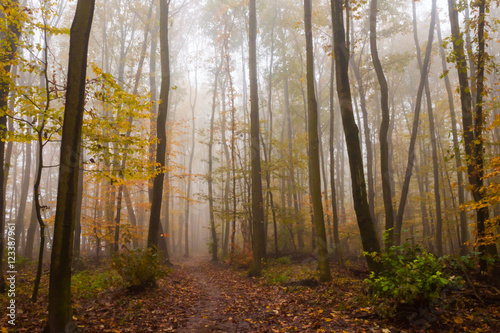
[329,51,342,264]
[185,58,198,259]
[73,152,84,259]
[436,14,468,254]
[305,0,331,282]
[147,0,171,266]
[351,57,375,223]
[285,77,301,251]
[123,185,139,248]
[208,52,222,262]
[331,0,381,273]
[395,0,437,245]
[410,1,442,255]
[248,0,265,277]
[149,6,159,203]
[47,0,95,330]
[14,138,31,250]
[369,0,394,248]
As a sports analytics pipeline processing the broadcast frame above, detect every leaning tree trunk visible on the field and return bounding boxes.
[331,0,381,273]
[411,0,443,256]
[47,0,95,331]
[394,0,437,246]
[248,0,265,278]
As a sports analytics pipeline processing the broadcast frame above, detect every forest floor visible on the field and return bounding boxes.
[2,254,500,332]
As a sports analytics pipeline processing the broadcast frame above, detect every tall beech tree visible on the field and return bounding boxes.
[369,0,394,248]
[331,0,381,273]
[248,0,266,277]
[147,0,172,261]
[46,0,95,331]
[304,0,331,282]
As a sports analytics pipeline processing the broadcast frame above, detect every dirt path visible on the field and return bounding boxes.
[180,258,238,332]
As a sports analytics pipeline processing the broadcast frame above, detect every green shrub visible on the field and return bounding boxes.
[365,243,462,318]
[263,267,292,284]
[72,269,123,299]
[276,256,292,265]
[112,248,169,291]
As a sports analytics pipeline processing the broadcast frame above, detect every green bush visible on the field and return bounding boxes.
[72,269,123,299]
[112,248,169,291]
[365,243,462,318]
[276,256,292,265]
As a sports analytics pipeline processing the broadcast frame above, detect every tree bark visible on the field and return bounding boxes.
[331,0,381,273]
[248,0,265,277]
[329,47,342,264]
[147,0,171,264]
[369,0,394,248]
[304,0,331,282]
[47,0,95,330]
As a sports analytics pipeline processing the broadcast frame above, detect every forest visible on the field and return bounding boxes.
[0,0,500,331]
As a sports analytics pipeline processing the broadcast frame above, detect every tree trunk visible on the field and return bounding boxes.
[410,0,442,255]
[185,57,198,259]
[369,0,394,248]
[351,56,375,224]
[436,13,467,254]
[329,48,342,264]
[47,0,95,331]
[447,0,497,271]
[395,0,437,246]
[248,0,265,277]
[0,0,21,293]
[331,0,381,273]
[305,0,331,282]
[208,50,222,262]
[472,0,498,268]
[147,0,171,265]
[14,138,31,250]
[73,152,84,260]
